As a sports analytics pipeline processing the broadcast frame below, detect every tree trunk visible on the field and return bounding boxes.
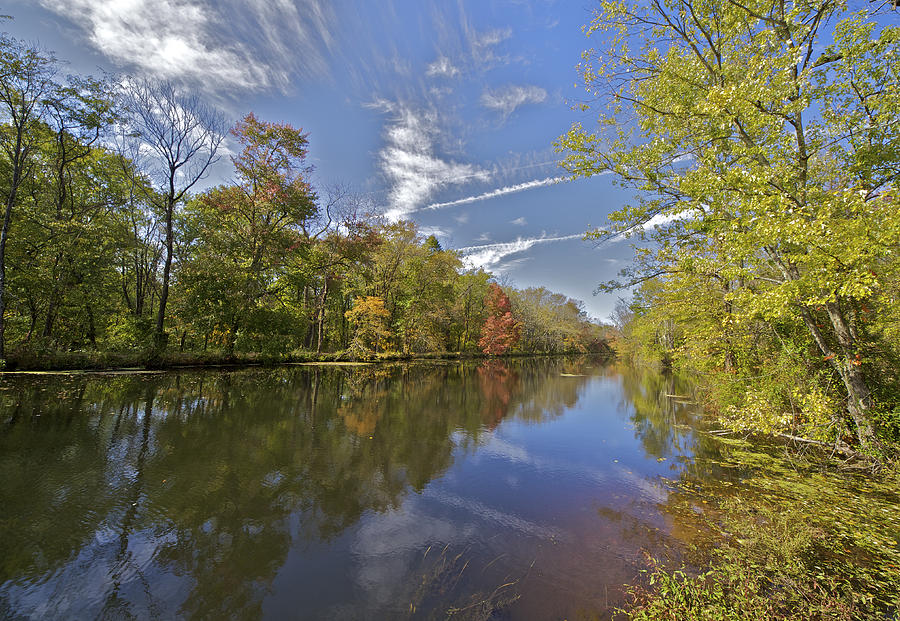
[42,290,58,339]
[0,186,18,361]
[155,195,174,349]
[799,305,877,448]
[824,300,877,447]
[86,303,96,348]
[121,256,134,313]
[316,276,328,354]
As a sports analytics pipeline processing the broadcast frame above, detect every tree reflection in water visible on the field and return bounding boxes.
[0,358,604,619]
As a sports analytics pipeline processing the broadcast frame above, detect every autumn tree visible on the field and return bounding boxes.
[288,185,380,353]
[557,1,900,447]
[345,296,391,356]
[177,114,317,352]
[479,283,520,355]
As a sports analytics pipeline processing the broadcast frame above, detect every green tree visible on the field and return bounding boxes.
[0,34,58,359]
[558,1,900,447]
[11,138,136,349]
[362,221,461,353]
[121,79,225,349]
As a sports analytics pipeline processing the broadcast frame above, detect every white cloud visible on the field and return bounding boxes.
[465,26,512,66]
[418,225,449,240]
[473,27,512,49]
[425,55,460,78]
[608,211,686,242]
[378,104,489,220]
[457,234,583,271]
[425,176,563,211]
[481,84,547,119]
[510,217,527,226]
[38,0,335,92]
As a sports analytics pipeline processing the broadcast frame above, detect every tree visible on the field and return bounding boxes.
[121,79,225,349]
[0,34,58,359]
[37,77,117,340]
[177,114,317,353]
[479,283,520,355]
[449,269,492,351]
[557,1,900,447]
[345,296,391,356]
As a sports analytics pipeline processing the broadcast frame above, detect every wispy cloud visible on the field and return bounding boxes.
[418,225,450,240]
[426,55,460,78]
[466,25,512,67]
[473,27,512,49]
[481,84,547,119]
[425,176,563,211]
[457,233,582,271]
[38,0,335,92]
[377,102,489,221]
[510,217,527,226]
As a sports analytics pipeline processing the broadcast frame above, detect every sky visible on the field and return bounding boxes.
[6,0,642,320]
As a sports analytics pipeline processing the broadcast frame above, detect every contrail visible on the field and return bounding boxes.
[424,176,565,211]
[456,233,582,253]
[456,233,584,270]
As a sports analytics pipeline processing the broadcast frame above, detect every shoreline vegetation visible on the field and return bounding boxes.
[557,0,900,461]
[552,0,900,610]
[0,347,615,373]
[620,434,900,620]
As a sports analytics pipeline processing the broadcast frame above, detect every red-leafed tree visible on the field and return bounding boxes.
[478,283,520,355]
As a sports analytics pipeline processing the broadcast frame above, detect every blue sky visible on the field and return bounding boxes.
[7,0,638,320]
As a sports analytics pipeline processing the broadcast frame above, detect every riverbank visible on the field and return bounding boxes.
[620,434,900,620]
[0,347,615,373]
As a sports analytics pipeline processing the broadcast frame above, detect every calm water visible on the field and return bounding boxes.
[0,357,715,620]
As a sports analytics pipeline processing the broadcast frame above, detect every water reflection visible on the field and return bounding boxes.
[0,358,711,619]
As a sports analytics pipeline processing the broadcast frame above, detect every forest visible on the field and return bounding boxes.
[0,33,608,370]
[3,2,900,618]
[558,0,900,455]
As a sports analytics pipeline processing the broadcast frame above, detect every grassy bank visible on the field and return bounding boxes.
[621,435,900,620]
[0,347,614,372]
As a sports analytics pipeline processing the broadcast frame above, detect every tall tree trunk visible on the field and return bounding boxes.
[824,300,877,447]
[769,247,878,448]
[85,303,96,348]
[0,161,22,360]
[121,256,134,313]
[42,285,59,338]
[0,204,11,361]
[316,276,328,354]
[155,195,174,349]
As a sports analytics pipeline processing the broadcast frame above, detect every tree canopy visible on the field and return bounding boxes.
[558,0,900,448]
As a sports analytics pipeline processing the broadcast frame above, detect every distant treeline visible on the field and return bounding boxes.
[0,30,609,367]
